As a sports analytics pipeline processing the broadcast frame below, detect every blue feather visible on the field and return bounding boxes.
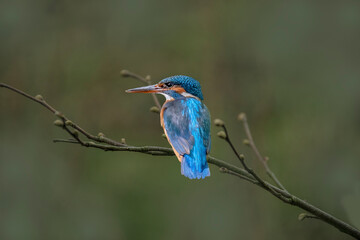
[163,97,211,179]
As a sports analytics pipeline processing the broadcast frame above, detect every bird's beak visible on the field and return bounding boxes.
[125,84,163,93]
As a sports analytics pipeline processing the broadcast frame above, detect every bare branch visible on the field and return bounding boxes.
[238,112,288,192]
[121,69,161,109]
[53,138,79,144]
[1,82,360,239]
[0,83,126,147]
[217,122,289,200]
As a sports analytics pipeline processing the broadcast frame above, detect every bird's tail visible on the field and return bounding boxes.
[181,155,210,179]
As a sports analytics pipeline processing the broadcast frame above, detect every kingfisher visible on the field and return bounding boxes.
[126,75,211,179]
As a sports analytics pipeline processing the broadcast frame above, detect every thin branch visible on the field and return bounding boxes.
[219,167,292,203]
[1,82,360,239]
[0,83,58,113]
[219,167,258,184]
[0,83,126,147]
[220,124,288,200]
[53,138,79,144]
[121,69,161,109]
[238,112,288,192]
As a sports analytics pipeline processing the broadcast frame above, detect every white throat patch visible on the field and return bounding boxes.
[158,92,174,101]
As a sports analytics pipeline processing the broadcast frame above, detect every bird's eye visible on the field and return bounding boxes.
[164,82,173,87]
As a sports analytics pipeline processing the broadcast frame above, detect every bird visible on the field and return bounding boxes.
[126,75,211,179]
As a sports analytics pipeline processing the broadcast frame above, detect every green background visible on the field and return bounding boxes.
[1,1,360,239]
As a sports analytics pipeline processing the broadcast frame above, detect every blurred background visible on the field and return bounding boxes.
[1,0,360,239]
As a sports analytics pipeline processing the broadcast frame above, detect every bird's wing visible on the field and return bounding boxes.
[199,103,211,155]
[162,98,210,158]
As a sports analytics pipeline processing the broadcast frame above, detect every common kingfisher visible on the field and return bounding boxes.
[126,76,211,179]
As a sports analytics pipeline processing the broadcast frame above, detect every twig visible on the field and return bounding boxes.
[238,113,288,192]
[0,83,126,147]
[219,123,289,201]
[218,166,292,203]
[121,69,161,109]
[219,167,258,184]
[1,82,360,239]
[53,138,79,144]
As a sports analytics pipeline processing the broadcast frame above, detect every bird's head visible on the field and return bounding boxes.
[126,75,204,100]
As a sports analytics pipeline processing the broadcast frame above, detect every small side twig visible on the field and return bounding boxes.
[219,167,258,184]
[121,69,161,109]
[0,83,126,148]
[238,113,288,193]
[53,138,79,144]
[215,120,289,201]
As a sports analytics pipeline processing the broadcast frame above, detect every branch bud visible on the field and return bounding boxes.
[55,111,64,118]
[121,138,126,144]
[98,132,105,138]
[53,119,64,127]
[35,94,44,101]
[298,213,307,221]
[72,130,79,137]
[237,112,246,121]
[239,154,245,161]
[150,106,160,113]
[214,118,225,127]
[145,75,151,82]
[161,133,167,139]
[217,131,227,139]
[120,69,130,77]
[243,139,250,145]
[65,120,73,126]
[219,167,229,173]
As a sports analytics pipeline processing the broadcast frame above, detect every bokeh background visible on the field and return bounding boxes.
[1,1,360,239]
